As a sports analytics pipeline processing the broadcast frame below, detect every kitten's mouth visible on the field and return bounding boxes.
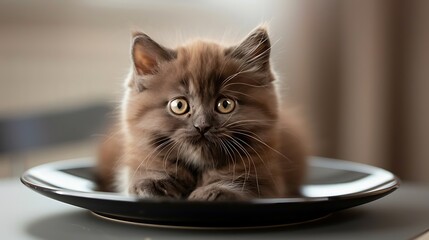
[192,135,209,143]
[189,133,214,145]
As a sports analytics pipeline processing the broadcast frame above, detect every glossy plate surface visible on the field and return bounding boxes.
[21,157,399,228]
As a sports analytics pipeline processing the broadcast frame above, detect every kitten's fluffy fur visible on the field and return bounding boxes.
[97,26,307,200]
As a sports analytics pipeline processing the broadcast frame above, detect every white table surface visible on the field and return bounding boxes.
[1,178,428,240]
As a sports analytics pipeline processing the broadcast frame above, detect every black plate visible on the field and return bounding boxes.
[21,157,399,229]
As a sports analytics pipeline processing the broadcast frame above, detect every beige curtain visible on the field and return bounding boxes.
[277,0,429,184]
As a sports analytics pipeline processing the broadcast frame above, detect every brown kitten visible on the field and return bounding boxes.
[96,26,307,201]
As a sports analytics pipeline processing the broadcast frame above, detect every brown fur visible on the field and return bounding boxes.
[96,26,307,200]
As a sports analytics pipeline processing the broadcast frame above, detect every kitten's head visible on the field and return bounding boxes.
[123,26,279,169]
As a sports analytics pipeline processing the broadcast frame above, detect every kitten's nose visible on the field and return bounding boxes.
[194,123,212,135]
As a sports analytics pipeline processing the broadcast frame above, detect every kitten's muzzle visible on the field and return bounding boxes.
[193,123,212,135]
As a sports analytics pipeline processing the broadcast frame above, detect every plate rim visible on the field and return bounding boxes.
[20,156,400,205]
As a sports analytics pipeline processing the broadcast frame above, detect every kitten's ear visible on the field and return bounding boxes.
[131,32,176,75]
[228,27,271,70]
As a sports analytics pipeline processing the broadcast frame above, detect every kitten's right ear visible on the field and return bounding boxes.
[131,32,176,75]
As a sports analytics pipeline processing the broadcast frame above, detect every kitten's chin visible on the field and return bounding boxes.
[181,137,220,169]
[180,144,208,169]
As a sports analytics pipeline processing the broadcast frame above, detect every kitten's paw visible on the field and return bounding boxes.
[188,185,247,201]
[129,178,185,199]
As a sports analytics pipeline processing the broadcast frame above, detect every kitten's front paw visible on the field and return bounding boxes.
[188,185,247,201]
[129,178,186,199]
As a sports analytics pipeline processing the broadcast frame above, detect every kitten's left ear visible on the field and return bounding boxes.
[227,26,271,70]
[131,32,176,75]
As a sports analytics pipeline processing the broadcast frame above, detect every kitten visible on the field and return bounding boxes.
[96,26,307,201]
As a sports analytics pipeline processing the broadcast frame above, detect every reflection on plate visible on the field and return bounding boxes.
[21,157,399,228]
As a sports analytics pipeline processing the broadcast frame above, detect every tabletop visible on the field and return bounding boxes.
[1,178,428,240]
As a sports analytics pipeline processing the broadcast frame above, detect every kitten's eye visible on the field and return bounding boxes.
[216,98,235,114]
[169,98,189,115]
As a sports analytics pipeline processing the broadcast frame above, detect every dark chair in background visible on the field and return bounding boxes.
[0,104,112,177]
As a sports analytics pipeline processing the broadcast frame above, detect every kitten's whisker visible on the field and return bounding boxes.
[243,37,279,66]
[224,123,271,129]
[223,89,259,101]
[221,134,248,185]
[174,142,186,178]
[225,135,252,188]
[143,140,174,172]
[220,68,255,89]
[224,134,261,196]
[230,134,278,192]
[221,82,270,90]
[162,140,180,176]
[224,119,275,128]
[220,112,235,128]
[221,139,237,175]
[225,140,249,190]
[133,141,170,176]
[130,139,173,183]
[227,51,254,77]
[219,137,236,176]
[232,130,292,163]
[217,51,230,81]
[95,128,122,143]
[227,119,277,124]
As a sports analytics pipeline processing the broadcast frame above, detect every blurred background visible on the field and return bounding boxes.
[0,0,428,185]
